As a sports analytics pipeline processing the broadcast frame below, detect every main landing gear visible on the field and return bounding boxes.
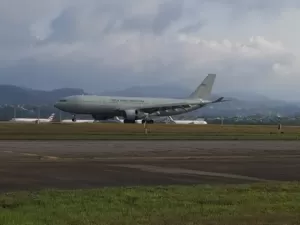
[72,115,76,122]
[142,119,154,124]
[124,119,135,123]
[123,119,154,124]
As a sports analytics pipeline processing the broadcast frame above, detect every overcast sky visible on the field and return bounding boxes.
[0,0,300,99]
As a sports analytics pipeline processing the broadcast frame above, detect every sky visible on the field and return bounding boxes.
[0,0,300,100]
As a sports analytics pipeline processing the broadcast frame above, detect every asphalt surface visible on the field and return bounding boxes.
[1,140,300,192]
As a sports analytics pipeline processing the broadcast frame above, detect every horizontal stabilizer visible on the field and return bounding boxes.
[212,97,230,103]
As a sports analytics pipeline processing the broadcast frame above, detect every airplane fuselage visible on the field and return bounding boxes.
[55,95,208,120]
[54,74,224,123]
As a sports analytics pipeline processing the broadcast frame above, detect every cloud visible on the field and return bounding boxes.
[119,0,184,35]
[0,0,300,100]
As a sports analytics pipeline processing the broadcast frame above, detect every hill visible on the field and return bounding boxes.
[0,85,86,105]
[101,85,300,117]
[0,84,300,120]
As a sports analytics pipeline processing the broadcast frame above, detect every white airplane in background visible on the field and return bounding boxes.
[166,116,207,125]
[60,117,128,123]
[10,113,55,123]
[60,119,95,123]
[61,117,128,123]
[60,119,96,123]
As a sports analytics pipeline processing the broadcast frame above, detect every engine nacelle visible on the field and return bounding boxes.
[123,109,139,120]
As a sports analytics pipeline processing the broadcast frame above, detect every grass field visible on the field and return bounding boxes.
[0,182,299,225]
[0,123,299,140]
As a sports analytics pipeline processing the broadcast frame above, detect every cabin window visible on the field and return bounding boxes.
[59,99,67,102]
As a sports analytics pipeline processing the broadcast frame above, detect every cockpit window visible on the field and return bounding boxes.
[59,99,67,102]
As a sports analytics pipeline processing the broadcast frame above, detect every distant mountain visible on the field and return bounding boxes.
[218,91,290,106]
[220,91,271,102]
[101,85,273,101]
[0,84,300,118]
[100,85,300,117]
[0,85,86,105]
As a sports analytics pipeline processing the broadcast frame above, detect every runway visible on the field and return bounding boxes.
[1,140,300,192]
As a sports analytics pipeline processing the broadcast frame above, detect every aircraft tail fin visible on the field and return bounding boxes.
[188,74,216,99]
[48,113,55,121]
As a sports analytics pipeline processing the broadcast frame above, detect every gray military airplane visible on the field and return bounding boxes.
[54,74,226,124]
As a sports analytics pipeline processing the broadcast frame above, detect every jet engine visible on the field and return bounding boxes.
[123,109,139,120]
[123,109,147,123]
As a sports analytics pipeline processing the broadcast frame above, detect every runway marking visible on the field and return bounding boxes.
[1,150,299,162]
[20,153,39,157]
[91,156,254,161]
[103,169,122,173]
[42,156,60,160]
[2,151,13,153]
[115,164,269,182]
[92,155,300,161]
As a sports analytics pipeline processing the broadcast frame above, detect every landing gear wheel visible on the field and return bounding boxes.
[72,115,76,122]
[124,119,135,123]
[142,119,154,124]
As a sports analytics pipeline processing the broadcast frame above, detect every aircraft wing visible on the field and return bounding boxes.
[117,96,227,115]
[135,102,201,114]
[136,97,229,114]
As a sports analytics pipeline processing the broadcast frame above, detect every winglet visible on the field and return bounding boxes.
[188,74,216,99]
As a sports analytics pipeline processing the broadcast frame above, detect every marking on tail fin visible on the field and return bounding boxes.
[48,113,55,120]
